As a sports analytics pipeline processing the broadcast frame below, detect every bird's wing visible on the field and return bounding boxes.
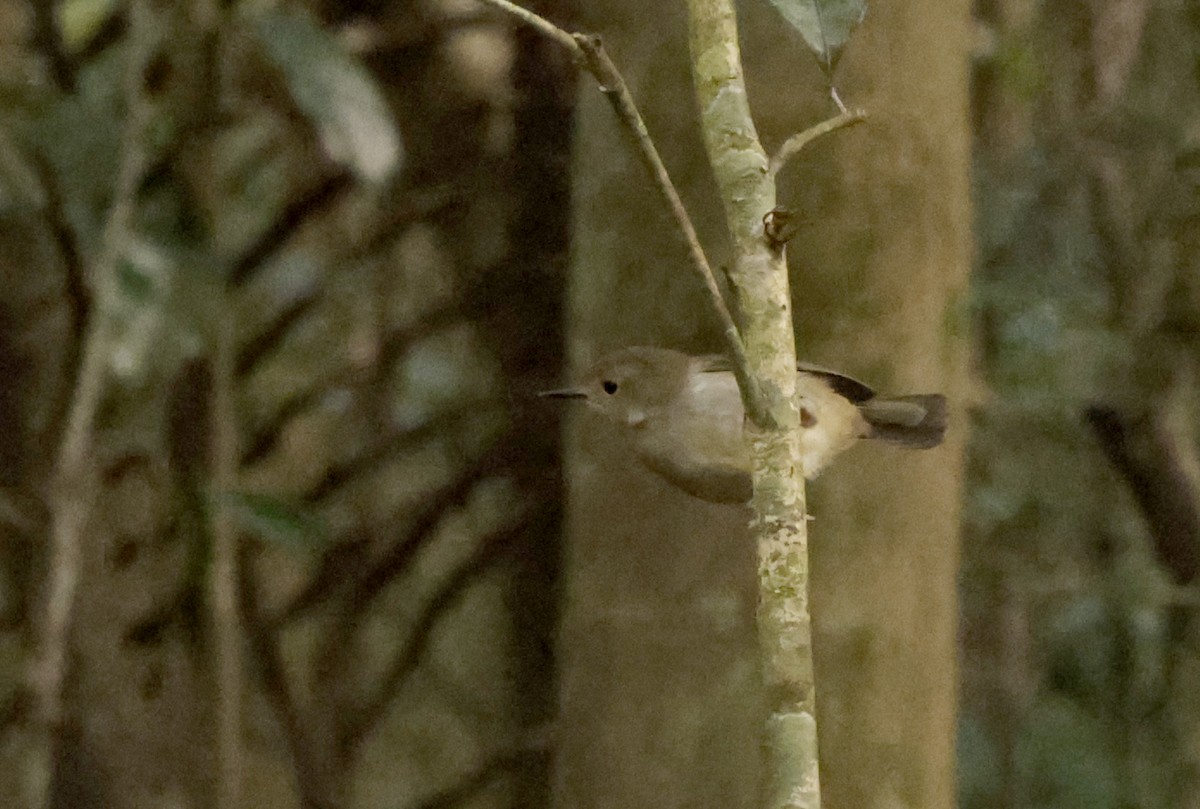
[795,364,876,402]
[697,354,734,374]
[700,354,876,403]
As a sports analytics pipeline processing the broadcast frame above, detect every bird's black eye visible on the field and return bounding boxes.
[602,380,619,395]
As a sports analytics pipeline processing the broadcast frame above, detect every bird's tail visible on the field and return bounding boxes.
[859,394,947,448]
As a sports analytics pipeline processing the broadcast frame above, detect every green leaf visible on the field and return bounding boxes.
[116,259,155,302]
[251,10,403,184]
[218,491,328,553]
[26,49,124,249]
[59,0,121,52]
[763,0,867,74]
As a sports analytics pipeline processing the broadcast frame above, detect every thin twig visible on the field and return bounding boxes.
[474,0,580,54]
[229,171,354,286]
[235,291,321,376]
[28,0,76,92]
[830,85,848,114]
[234,184,464,383]
[1085,403,1200,585]
[238,553,335,809]
[240,304,466,466]
[24,4,156,807]
[768,109,867,178]
[27,150,88,345]
[195,4,246,801]
[406,743,550,809]
[285,439,504,626]
[0,487,44,535]
[341,519,527,750]
[572,34,765,423]
[473,0,765,423]
[210,306,244,809]
[298,403,484,503]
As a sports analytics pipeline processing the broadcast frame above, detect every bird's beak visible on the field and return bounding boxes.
[538,388,588,400]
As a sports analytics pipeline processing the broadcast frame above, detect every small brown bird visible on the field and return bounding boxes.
[542,346,947,503]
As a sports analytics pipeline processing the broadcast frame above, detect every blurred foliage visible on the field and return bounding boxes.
[251,9,402,184]
[0,0,571,806]
[962,1,1200,808]
[24,0,1200,806]
[58,0,119,50]
[219,491,329,553]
